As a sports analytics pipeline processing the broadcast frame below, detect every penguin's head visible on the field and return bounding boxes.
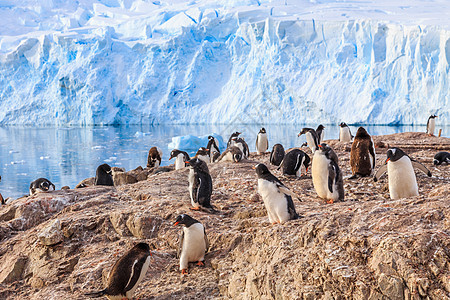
[429,115,437,119]
[233,152,242,162]
[433,159,439,165]
[317,125,325,131]
[297,128,309,137]
[254,163,270,177]
[355,127,370,138]
[133,242,151,254]
[317,143,332,153]
[208,135,215,141]
[40,179,55,191]
[259,128,266,134]
[98,163,112,174]
[169,149,181,160]
[339,122,347,127]
[174,214,199,227]
[196,147,209,156]
[386,148,407,163]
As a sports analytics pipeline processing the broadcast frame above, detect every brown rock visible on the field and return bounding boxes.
[0,256,28,284]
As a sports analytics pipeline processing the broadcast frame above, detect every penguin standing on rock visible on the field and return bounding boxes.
[206,136,221,162]
[227,132,241,148]
[256,128,269,155]
[426,115,437,136]
[174,214,209,275]
[298,128,319,154]
[279,149,310,177]
[350,127,376,178]
[85,242,151,299]
[186,158,213,211]
[312,143,344,203]
[169,149,190,170]
[147,146,162,168]
[217,146,243,163]
[255,163,300,224]
[339,122,353,142]
[374,148,432,200]
[194,147,210,164]
[95,164,114,186]
[29,178,55,195]
[270,144,285,166]
[433,151,450,165]
[316,125,325,144]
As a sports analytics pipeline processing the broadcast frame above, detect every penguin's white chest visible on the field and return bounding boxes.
[220,151,234,162]
[312,154,331,199]
[180,223,207,269]
[256,133,268,154]
[340,127,352,142]
[305,132,317,153]
[257,179,290,223]
[427,119,436,135]
[197,155,209,164]
[387,157,418,199]
[175,154,185,170]
[188,169,197,206]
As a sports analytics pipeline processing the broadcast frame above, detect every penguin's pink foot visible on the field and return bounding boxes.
[197,261,205,266]
[181,269,188,275]
[189,207,201,211]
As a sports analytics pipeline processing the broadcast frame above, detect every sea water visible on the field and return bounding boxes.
[0,124,447,199]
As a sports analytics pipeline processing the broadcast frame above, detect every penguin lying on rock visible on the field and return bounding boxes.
[29,178,55,195]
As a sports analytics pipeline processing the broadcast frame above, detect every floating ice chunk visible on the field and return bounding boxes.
[168,133,225,151]
[11,160,26,165]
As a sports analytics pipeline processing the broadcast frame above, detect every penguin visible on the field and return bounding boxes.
[269,144,285,167]
[95,163,114,186]
[85,242,151,299]
[426,115,437,136]
[147,146,162,168]
[206,136,221,162]
[350,127,376,178]
[433,151,450,165]
[174,214,209,275]
[312,143,344,203]
[194,147,210,164]
[169,149,190,170]
[255,128,269,155]
[0,193,5,205]
[227,132,241,148]
[316,124,325,144]
[374,148,432,200]
[279,149,310,177]
[29,178,55,195]
[217,146,243,163]
[297,128,319,154]
[255,163,300,224]
[186,158,213,211]
[232,137,250,158]
[339,122,353,142]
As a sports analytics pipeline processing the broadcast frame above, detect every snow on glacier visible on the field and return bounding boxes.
[0,0,449,125]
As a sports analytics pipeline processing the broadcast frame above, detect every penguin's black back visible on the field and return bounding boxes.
[95,164,114,186]
[270,144,285,166]
[193,170,213,208]
[433,151,450,165]
[281,149,309,175]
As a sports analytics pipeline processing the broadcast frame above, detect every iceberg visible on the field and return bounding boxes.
[0,0,448,125]
[168,133,225,152]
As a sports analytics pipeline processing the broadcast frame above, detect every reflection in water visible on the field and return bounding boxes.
[0,124,447,199]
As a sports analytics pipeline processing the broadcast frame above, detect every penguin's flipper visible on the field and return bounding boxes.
[277,183,297,199]
[373,164,387,182]
[264,138,269,152]
[286,195,299,219]
[369,140,376,169]
[124,256,150,292]
[411,160,432,177]
[255,135,259,150]
[327,163,336,194]
[204,228,210,253]
[177,231,184,259]
[84,289,107,298]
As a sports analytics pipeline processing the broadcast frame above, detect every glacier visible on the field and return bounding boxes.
[0,0,449,126]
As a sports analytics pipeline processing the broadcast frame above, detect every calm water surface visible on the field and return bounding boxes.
[0,124,447,199]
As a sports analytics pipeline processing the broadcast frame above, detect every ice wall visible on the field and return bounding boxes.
[0,1,448,125]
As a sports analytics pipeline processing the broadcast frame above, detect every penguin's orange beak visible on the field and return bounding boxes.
[252,166,256,169]
[184,161,190,164]
[318,144,323,148]
[297,133,301,137]
[385,158,390,163]
[174,221,180,226]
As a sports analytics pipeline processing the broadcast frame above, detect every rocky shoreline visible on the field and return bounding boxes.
[0,132,449,299]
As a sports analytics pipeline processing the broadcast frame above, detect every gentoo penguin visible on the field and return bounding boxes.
[206,136,221,162]
[85,242,151,299]
[232,137,250,158]
[217,146,243,163]
[194,147,210,164]
[147,146,162,168]
[433,151,450,165]
[426,115,437,136]
[186,158,213,211]
[29,178,55,195]
[350,127,376,178]
[339,122,353,142]
[0,193,5,205]
[94,163,114,186]
[374,148,432,200]
[255,163,300,224]
[227,132,241,148]
[279,149,310,177]
[255,128,269,155]
[312,143,344,203]
[269,144,285,166]
[316,124,325,144]
[298,128,319,154]
[169,149,190,170]
[174,214,209,275]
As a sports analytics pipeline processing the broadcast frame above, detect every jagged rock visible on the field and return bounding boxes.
[75,177,95,188]
[113,172,138,186]
[378,274,404,300]
[0,205,16,222]
[126,213,162,239]
[109,212,132,236]
[38,219,64,246]
[0,256,28,284]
